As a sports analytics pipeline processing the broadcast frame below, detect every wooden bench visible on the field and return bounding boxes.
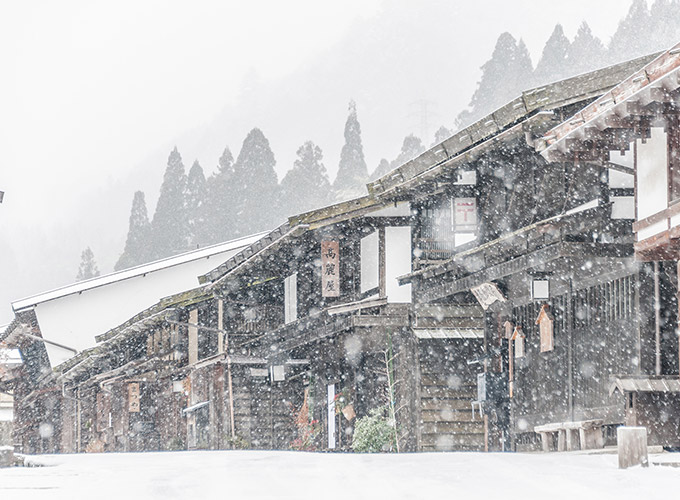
[533,419,604,452]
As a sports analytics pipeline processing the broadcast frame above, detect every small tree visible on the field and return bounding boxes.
[76,247,100,281]
[351,406,396,453]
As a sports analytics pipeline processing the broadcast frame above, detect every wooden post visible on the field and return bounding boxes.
[378,228,386,298]
[677,261,680,380]
[654,262,662,376]
[617,427,648,469]
[226,358,236,442]
[540,432,550,452]
[567,280,574,421]
[76,387,82,453]
[217,299,224,354]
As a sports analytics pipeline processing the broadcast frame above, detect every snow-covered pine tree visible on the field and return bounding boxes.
[608,0,652,64]
[567,22,606,75]
[231,128,280,236]
[391,134,424,169]
[205,147,236,245]
[279,141,332,216]
[533,24,571,86]
[115,191,151,271]
[76,247,101,281]
[186,160,208,248]
[431,125,452,147]
[455,32,534,129]
[151,147,189,260]
[372,134,425,181]
[333,101,369,201]
[370,159,391,182]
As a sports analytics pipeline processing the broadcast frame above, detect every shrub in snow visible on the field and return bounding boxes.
[351,407,396,453]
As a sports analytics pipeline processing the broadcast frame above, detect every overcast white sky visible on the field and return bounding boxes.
[0,0,644,323]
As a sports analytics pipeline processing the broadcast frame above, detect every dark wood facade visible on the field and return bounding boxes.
[4,50,680,454]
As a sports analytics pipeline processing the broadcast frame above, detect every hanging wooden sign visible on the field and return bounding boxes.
[511,326,525,359]
[321,241,340,297]
[536,304,555,353]
[128,382,140,413]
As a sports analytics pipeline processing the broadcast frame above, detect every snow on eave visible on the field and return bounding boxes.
[539,42,680,159]
[11,232,267,313]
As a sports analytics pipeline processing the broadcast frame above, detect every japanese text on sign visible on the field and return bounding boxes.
[321,241,340,297]
[128,382,140,413]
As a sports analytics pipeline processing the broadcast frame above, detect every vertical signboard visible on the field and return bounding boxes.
[128,382,140,413]
[321,241,340,297]
[454,198,477,230]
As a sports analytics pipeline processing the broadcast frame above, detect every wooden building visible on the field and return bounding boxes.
[4,48,680,454]
[537,41,680,448]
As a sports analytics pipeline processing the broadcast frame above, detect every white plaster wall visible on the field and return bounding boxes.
[385,226,412,303]
[637,127,668,221]
[360,231,379,293]
[33,247,244,367]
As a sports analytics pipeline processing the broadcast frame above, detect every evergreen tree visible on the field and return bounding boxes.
[333,101,369,201]
[231,128,280,235]
[608,0,652,64]
[280,141,332,216]
[76,247,100,281]
[568,22,606,75]
[115,191,151,271]
[151,147,189,259]
[205,147,236,245]
[370,159,391,181]
[456,33,534,129]
[432,125,452,146]
[186,160,208,248]
[392,134,424,168]
[533,24,571,85]
[371,135,425,181]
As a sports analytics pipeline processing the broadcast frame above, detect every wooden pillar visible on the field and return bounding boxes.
[677,261,680,379]
[217,299,224,354]
[378,228,386,298]
[654,262,662,376]
[76,387,82,453]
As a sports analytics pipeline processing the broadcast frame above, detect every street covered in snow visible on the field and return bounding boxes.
[1,450,679,500]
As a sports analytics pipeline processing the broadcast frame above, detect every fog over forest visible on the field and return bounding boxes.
[0,0,671,324]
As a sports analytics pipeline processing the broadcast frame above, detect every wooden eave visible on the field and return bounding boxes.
[201,197,409,291]
[418,238,633,304]
[400,204,612,285]
[609,376,680,395]
[256,302,409,355]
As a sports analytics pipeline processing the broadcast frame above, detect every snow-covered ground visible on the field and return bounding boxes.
[1,450,679,500]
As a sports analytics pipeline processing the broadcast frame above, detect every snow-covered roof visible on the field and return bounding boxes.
[368,52,660,198]
[12,232,267,313]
